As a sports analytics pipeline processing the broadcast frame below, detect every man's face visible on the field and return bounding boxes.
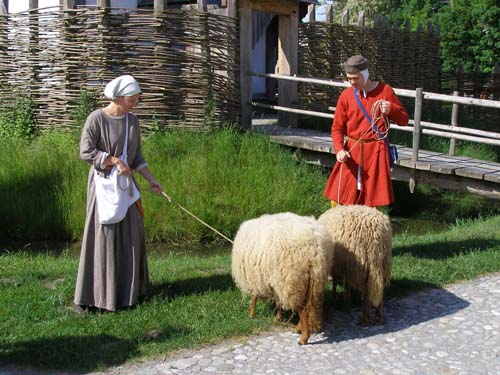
[346,72,365,90]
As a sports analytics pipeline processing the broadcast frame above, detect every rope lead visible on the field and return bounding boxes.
[161,192,234,245]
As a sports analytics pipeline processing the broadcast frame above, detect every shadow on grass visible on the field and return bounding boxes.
[393,238,499,259]
[0,326,185,372]
[315,278,469,345]
[0,334,136,372]
[147,273,235,300]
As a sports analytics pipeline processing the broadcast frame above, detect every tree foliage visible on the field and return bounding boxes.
[394,0,499,72]
[332,0,499,73]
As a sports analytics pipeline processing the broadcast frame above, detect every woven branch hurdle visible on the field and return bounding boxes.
[0,7,240,131]
[297,22,441,113]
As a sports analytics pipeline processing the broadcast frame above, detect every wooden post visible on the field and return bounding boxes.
[226,0,236,17]
[28,0,39,91]
[357,10,365,27]
[197,0,207,12]
[448,90,459,155]
[97,0,110,7]
[154,0,168,14]
[0,0,7,87]
[277,7,298,127]
[239,0,252,129]
[410,87,423,193]
[198,0,213,127]
[342,9,349,26]
[308,4,315,23]
[404,19,410,31]
[60,0,74,10]
[381,15,388,28]
[325,4,334,23]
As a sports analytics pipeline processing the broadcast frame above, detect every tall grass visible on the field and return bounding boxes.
[0,129,329,242]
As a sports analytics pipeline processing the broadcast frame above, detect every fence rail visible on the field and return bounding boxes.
[249,72,500,156]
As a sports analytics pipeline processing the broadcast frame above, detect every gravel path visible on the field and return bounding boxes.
[2,272,499,375]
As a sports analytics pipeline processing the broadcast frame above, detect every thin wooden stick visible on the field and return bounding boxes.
[161,192,234,245]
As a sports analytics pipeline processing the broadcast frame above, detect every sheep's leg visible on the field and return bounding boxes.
[344,285,352,303]
[374,302,384,325]
[297,306,309,345]
[359,298,371,326]
[274,307,282,323]
[331,279,337,301]
[249,296,257,318]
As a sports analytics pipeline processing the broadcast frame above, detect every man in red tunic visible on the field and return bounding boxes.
[324,55,409,207]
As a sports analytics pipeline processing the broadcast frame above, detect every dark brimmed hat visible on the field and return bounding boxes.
[344,55,369,73]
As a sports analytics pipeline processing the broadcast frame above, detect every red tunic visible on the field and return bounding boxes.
[323,82,409,206]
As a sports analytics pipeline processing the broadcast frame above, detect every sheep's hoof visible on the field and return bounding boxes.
[358,318,370,326]
[374,316,384,325]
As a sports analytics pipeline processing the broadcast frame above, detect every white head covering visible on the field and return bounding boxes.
[360,69,369,84]
[104,75,141,100]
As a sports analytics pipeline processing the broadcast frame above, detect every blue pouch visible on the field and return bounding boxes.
[389,144,398,167]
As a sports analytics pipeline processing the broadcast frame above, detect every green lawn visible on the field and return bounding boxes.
[1,214,500,372]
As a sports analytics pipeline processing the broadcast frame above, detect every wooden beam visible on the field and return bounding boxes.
[198,0,207,12]
[308,4,315,23]
[60,0,75,10]
[410,88,424,192]
[29,0,38,9]
[325,4,334,23]
[239,0,253,129]
[277,8,298,127]
[227,0,236,17]
[357,10,365,27]
[154,0,168,14]
[449,91,459,156]
[97,0,110,8]
[342,8,349,26]
[248,0,297,16]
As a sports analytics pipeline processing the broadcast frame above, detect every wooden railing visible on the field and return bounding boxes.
[249,71,500,159]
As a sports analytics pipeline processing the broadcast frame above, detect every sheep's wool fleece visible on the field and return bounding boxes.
[318,205,392,306]
[231,212,334,311]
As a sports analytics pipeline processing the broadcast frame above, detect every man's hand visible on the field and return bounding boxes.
[380,100,391,115]
[336,149,351,163]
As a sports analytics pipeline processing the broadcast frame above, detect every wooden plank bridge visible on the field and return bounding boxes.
[252,123,500,200]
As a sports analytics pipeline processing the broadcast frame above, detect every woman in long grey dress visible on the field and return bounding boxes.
[74,75,162,312]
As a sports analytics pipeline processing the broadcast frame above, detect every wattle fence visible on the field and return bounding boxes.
[0,7,241,131]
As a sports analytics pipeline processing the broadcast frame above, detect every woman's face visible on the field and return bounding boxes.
[118,93,141,110]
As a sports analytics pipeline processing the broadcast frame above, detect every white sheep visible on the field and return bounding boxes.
[318,205,392,325]
[231,212,334,345]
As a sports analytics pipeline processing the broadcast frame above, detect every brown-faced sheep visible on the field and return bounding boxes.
[318,205,392,325]
[231,212,334,345]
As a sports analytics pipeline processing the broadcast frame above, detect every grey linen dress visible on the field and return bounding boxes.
[74,109,149,311]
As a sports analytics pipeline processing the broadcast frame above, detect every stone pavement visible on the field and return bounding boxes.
[1,272,499,375]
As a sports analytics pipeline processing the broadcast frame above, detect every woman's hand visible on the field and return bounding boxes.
[106,156,131,175]
[149,180,163,195]
[336,149,351,163]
